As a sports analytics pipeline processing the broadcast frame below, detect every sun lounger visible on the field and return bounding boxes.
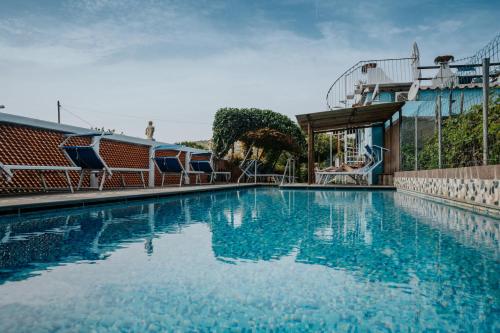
[60,134,148,191]
[237,159,284,184]
[153,151,203,186]
[315,145,387,185]
[0,162,81,192]
[189,158,231,183]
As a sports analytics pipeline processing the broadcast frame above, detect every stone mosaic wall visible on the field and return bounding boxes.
[394,165,500,210]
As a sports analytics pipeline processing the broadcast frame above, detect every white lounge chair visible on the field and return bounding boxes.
[60,133,148,191]
[237,159,284,184]
[189,152,231,183]
[153,151,204,187]
[315,145,388,185]
[0,162,81,192]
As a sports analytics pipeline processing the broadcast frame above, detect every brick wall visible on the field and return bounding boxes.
[99,139,150,189]
[0,124,89,194]
[1,121,231,194]
[154,150,211,186]
[0,123,156,193]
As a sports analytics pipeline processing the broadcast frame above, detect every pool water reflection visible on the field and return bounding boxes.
[0,188,498,331]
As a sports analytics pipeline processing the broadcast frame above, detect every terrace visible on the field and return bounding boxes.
[1,1,500,330]
[0,51,498,333]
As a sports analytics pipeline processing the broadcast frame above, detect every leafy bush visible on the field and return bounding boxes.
[212,108,306,159]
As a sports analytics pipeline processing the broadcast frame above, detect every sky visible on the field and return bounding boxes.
[0,0,499,143]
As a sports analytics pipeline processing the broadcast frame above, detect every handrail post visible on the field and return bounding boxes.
[437,95,442,169]
[254,160,257,184]
[482,57,490,165]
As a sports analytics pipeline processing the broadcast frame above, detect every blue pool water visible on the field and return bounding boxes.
[0,188,498,332]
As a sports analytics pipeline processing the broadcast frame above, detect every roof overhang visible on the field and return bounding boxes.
[296,102,405,133]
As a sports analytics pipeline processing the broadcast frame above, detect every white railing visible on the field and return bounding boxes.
[237,159,258,184]
[326,57,417,110]
[280,157,296,186]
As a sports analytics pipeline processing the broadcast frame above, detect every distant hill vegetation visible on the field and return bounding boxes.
[176,140,211,150]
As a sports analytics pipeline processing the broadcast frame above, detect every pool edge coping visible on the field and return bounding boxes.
[396,188,500,219]
[1,184,498,219]
[0,183,265,216]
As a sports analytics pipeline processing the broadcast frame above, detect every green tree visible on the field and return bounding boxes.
[314,133,338,168]
[212,108,306,163]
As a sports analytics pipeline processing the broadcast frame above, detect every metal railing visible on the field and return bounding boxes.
[326,57,417,110]
[237,159,258,184]
[280,157,296,186]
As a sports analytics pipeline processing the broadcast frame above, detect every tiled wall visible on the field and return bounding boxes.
[99,139,150,188]
[1,121,231,194]
[154,150,211,185]
[0,124,89,193]
[0,123,154,193]
[394,165,500,210]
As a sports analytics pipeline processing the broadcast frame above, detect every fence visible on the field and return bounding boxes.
[400,33,500,171]
[326,57,417,110]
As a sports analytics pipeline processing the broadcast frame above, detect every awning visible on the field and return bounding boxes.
[296,102,405,132]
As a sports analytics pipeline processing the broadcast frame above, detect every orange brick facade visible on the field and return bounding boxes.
[99,139,150,188]
[154,149,211,185]
[1,119,230,194]
[0,124,88,193]
[1,123,176,194]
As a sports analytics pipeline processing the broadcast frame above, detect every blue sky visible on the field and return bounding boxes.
[0,0,499,142]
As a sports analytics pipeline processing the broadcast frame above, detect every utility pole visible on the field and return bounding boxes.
[329,132,333,167]
[459,92,464,115]
[448,83,453,116]
[57,100,61,124]
[437,95,442,169]
[414,110,418,171]
[482,58,490,166]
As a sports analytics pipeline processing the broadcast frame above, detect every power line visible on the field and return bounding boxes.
[62,103,212,125]
[60,106,95,128]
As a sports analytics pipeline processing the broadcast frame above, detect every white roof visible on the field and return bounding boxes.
[0,111,175,148]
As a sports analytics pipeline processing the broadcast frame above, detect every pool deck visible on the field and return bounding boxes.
[0,184,259,215]
[0,183,396,215]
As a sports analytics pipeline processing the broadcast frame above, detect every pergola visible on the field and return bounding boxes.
[296,102,405,184]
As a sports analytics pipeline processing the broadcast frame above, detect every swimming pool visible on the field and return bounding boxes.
[0,188,498,331]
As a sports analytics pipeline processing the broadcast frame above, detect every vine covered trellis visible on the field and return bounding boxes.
[212,108,305,159]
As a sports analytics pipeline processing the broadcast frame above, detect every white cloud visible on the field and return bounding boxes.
[0,0,497,142]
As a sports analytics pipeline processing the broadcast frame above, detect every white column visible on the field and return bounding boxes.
[148,146,155,188]
[90,136,100,188]
[184,152,190,185]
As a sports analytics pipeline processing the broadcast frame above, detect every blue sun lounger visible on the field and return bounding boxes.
[60,133,148,191]
[153,151,203,187]
[189,155,231,183]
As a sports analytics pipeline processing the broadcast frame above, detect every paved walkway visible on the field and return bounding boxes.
[0,183,258,215]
